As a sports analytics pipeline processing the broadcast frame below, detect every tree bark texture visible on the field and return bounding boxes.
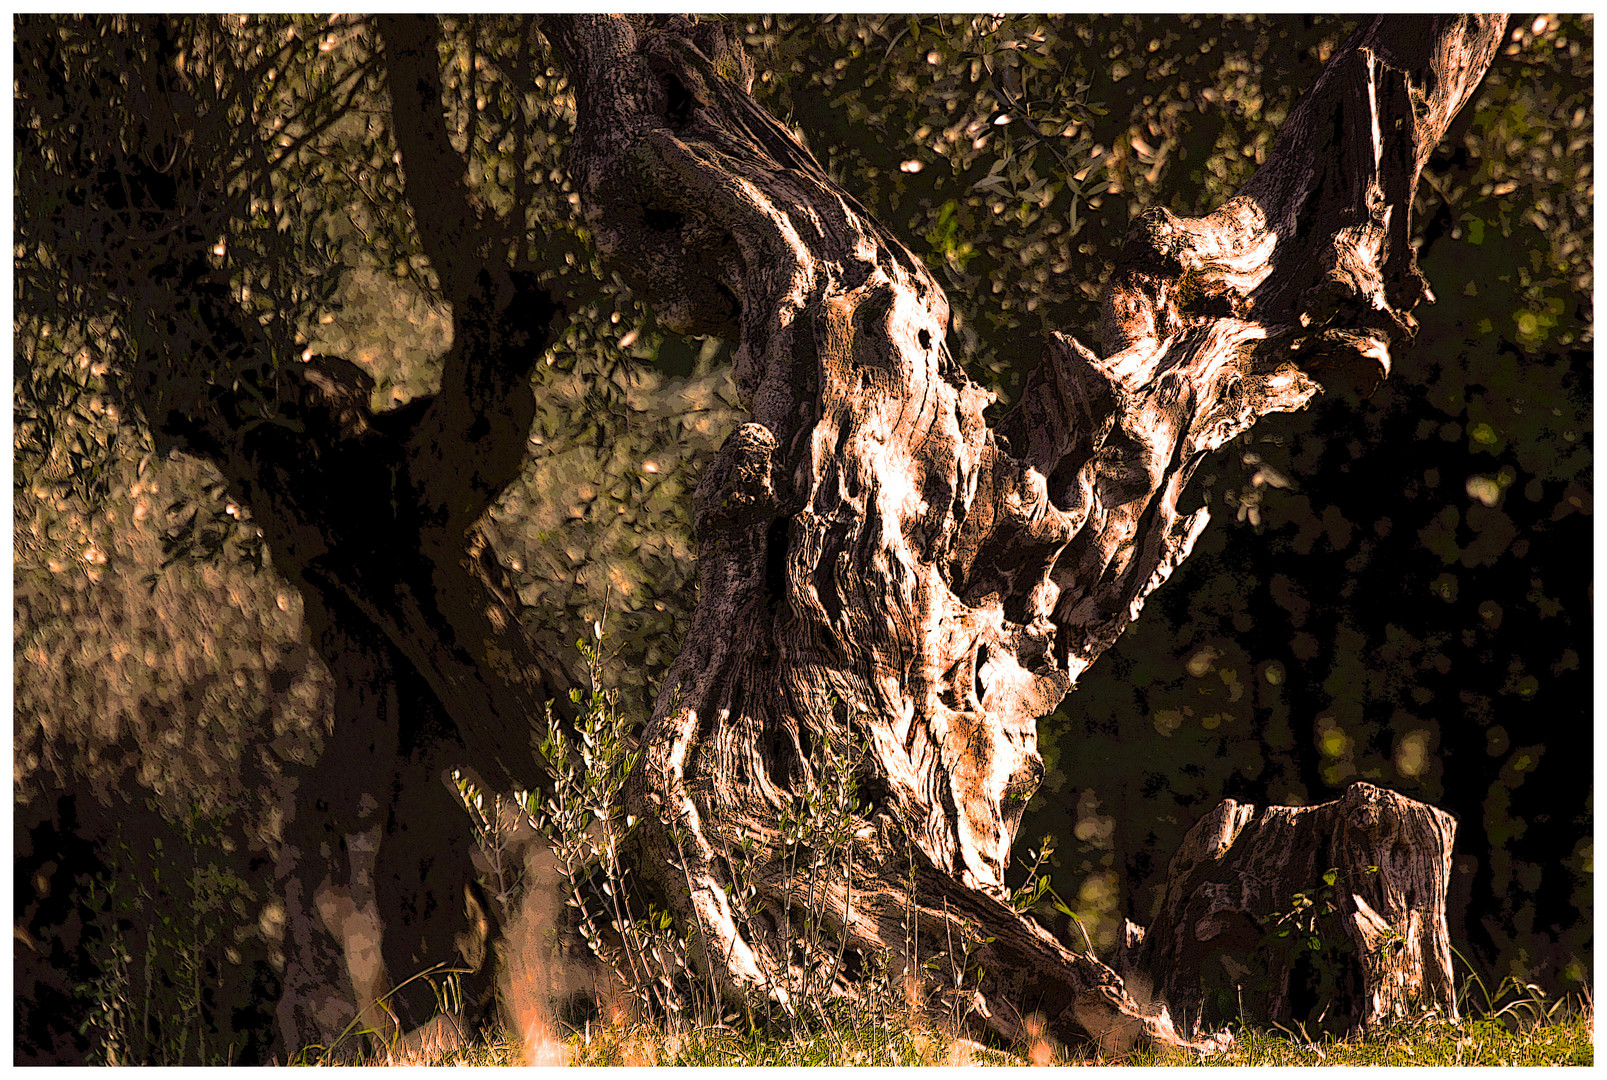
[1116,782,1458,1036]
[547,13,1502,1050]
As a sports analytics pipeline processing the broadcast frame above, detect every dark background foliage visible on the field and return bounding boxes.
[14,14,1590,1063]
[998,14,1592,998]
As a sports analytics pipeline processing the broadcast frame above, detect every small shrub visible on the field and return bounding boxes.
[453,621,994,1060]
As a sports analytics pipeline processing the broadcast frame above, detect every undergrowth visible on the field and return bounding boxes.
[421,618,1593,1068]
[448,619,993,1053]
[343,999,1593,1067]
[279,617,1594,1067]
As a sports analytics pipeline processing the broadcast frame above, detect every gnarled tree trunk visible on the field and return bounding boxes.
[1117,782,1458,1037]
[545,13,1502,1051]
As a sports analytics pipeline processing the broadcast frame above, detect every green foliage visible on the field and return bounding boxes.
[74,810,258,1066]
[1009,835,1099,958]
[486,336,739,712]
[1017,13,1592,1000]
[452,638,996,1055]
[14,449,309,1065]
[16,15,370,447]
[519,621,704,1021]
[15,451,328,817]
[453,621,728,1031]
[1262,868,1345,958]
[746,15,1349,400]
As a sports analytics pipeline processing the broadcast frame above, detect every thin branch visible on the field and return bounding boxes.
[510,18,537,263]
[262,52,386,177]
[378,13,484,304]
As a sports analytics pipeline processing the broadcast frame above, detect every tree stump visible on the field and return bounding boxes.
[1118,782,1457,1036]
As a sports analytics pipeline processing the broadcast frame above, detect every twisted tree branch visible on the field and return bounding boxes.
[547,12,1502,1050]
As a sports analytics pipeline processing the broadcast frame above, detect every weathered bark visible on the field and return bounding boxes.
[546,13,1502,1051]
[1116,783,1458,1036]
[24,11,1505,1058]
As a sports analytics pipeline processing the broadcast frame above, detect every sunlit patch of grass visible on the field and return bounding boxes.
[562,1018,1024,1067]
[293,1033,527,1067]
[282,793,1598,1072]
[1124,981,1594,1069]
[302,1009,1587,1067]
[1126,1014,1592,1067]
[378,1037,527,1067]
[341,997,1591,1068]
[350,1016,1023,1067]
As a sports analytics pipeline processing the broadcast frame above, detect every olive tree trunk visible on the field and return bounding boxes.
[545,13,1502,1051]
[252,20,581,1055]
[49,17,577,1057]
[1116,782,1458,1037]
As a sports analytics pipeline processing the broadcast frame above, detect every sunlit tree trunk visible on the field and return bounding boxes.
[544,13,1502,1049]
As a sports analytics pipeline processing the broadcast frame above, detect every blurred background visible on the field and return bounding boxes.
[15,14,1590,1062]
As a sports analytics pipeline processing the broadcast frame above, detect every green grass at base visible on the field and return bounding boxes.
[1130,1016,1592,1067]
[339,1012,1591,1067]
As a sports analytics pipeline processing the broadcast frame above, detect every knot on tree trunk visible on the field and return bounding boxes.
[695,422,782,530]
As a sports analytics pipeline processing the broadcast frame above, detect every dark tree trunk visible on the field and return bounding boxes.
[226,19,586,1052]
[544,13,1503,1051]
[1116,782,1458,1037]
[57,16,576,1059]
